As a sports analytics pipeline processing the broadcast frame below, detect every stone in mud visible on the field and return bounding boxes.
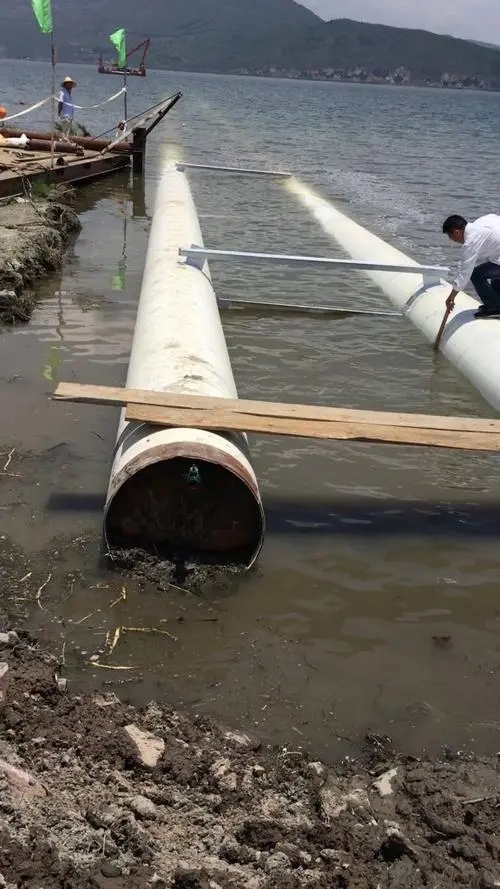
[308,761,326,779]
[129,794,157,819]
[373,767,399,797]
[0,631,18,647]
[319,776,371,821]
[480,871,500,889]
[379,821,419,863]
[100,861,122,878]
[172,867,211,889]
[124,723,165,768]
[0,662,8,703]
[223,728,262,751]
[211,757,238,791]
[319,849,343,863]
[265,852,291,872]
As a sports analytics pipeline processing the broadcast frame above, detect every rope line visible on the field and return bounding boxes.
[1,87,126,125]
[98,92,181,148]
[54,87,126,111]
[1,97,51,122]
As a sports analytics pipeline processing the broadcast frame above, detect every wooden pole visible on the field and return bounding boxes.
[132,126,146,175]
[433,305,452,351]
[50,33,56,170]
[123,71,128,124]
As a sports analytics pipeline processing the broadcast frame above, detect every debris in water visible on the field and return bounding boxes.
[110,586,127,608]
[2,448,15,472]
[107,626,121,655]
[35,572,52,609]
[122,625,178,643]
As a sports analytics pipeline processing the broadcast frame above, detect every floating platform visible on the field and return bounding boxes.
[0,92,181,199]
[98,64,146,77]
[0,142,130,199]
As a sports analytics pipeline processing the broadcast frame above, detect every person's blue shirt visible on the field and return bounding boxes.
[58,87,74,120]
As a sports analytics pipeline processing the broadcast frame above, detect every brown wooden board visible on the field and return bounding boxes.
[123,403,500,451]
[53,382,500,436]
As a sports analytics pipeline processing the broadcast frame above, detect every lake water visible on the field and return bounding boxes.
[1,58,500,759]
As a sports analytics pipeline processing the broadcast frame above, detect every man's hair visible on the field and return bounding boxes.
[442,215,467,234]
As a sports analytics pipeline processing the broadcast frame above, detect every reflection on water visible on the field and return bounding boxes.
[1,59,500,758]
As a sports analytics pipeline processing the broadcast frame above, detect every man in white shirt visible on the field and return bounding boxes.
[442,214,500,318]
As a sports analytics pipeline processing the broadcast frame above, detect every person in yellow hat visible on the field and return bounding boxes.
[58,76,76,140]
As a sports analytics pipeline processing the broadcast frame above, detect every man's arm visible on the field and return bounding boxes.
[446,229,489,310]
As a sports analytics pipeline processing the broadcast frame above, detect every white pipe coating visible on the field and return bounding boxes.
[288,178,500,413]
[104,162,264,567]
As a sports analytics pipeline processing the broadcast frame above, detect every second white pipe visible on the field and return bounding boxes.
[288,178,500,413]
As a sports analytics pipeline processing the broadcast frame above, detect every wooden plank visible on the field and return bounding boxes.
[124,403,500,451]
[53,381,500,436]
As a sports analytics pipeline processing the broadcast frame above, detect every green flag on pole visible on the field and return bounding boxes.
[110,28,126,68]
[31,0,53,33]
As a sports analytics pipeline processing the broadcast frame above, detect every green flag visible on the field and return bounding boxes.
[109,28,126,68]
[31,0,52,33]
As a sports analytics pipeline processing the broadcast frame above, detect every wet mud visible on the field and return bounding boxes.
[0,193,80,322]
[108,548,246,597]
[0,624,500,889]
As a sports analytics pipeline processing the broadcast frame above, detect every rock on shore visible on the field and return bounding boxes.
[0,196,80,323]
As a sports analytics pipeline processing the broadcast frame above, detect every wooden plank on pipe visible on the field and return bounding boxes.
[53,382,500,436]
[124,403,500,451]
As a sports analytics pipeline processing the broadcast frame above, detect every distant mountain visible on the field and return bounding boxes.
[0,0,319,69]
[2,3,500,90]
[254,18,500,87]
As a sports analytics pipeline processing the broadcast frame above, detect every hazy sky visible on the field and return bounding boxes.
[300,0,500,45]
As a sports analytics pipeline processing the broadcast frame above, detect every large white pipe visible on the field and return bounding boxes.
[288,178,500,413]
[104,162,264,567]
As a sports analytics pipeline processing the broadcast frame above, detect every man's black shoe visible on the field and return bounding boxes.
[474,306,500,318]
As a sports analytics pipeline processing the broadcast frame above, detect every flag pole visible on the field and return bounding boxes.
[50,31,56,170]
[123,70,128,126]
[110,29,127,131]
[30,0,55,164]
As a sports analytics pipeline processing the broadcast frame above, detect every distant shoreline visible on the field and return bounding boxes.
[3,56,499,94]
[232,70,494,93]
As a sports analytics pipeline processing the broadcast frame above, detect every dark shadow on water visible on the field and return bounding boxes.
[47,491,500,537]
[265,496,500,536]
[47,492,106,512]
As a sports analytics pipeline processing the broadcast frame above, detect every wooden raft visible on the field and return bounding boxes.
[53,382,500,452]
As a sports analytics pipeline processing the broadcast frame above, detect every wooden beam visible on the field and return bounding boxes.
[53,381,500,436]
[124,404,500,451]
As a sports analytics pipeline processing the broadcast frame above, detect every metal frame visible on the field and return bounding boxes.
[179,246,449,286]
[175,162,291,178]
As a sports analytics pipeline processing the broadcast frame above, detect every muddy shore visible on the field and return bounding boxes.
[0,194,80,322]
[0,618,499,889]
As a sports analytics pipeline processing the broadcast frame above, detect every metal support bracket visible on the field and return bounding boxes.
[422,271,447,289]
[180,244,207,270]
[175,162,291,179]
[179,246,449,278]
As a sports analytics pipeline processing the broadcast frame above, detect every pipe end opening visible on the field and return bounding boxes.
[104,455,264,568]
